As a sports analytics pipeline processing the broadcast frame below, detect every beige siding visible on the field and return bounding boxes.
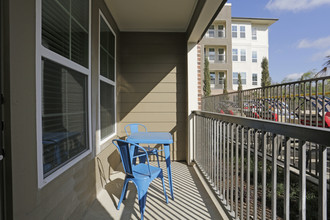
[119,32,188,161]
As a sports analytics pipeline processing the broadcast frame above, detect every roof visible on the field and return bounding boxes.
[232,17,278,25]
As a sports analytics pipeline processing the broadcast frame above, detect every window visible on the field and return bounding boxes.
[208,48,215,61]
[252,73,258,85]
[208,25,215,38]
[218,48,225,62]
[99,15,116,142]
[233,72,238,84]
[219,72,225,85]
[232,25,237,38]
[252,51,257,63]
[252,27,257,40]
[210,72,215,86]
[218,25,225,38]
[240,49,246,61]
[240,26,246,38]
[233,72,246,85]
[40,0,90,183]
[232,49,238,61]
[42,0,89,68]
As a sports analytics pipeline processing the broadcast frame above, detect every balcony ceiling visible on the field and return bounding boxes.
[104,0,226,42]
[105,0,198,32]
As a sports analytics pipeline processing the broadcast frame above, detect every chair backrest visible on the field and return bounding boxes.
[112,139,151,176]
[124,123,147,136]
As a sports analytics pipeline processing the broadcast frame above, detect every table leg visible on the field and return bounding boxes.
[164,144,174,200]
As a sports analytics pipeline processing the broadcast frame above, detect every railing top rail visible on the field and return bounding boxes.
[193,110,330,146]
[202,75,330,99]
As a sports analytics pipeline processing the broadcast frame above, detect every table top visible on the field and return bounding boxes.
[127,132,173,144]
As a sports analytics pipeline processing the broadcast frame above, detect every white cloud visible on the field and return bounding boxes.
[266,0,330,12]
[284,72,304,80]
[297,36,330,49]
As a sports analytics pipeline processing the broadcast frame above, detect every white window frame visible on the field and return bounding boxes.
[240,49,246,62]
[240,26,246,38]
[252,51,257,63]
[252,27,257,40]
[208,48,215,61]
[232,49,238,61]
[218,48,225,62]
[252,73,258,85]
[98,11,117,149]
[210,72,216,87]
[233,72,239,84]
[36,0,92,188]
[208,25,215,38]
[232,25,237,38]
[218,24,225,38]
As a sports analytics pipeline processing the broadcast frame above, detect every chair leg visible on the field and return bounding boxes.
[123,180,129,200]
[159,171,168,204]
[137,187,148,220]
[117,178,129,210]
[156,153,160,168]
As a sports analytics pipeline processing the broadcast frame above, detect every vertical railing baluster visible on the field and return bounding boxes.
[216,120,219,193]
[253,130,258,219]
[322,80,325,128]
[309,81,312,127]
[230,123,234,213]
[246,129,251,219]
[220,121,223,199]
[235,125,239,219]
[316,80,318,127]
[226,123,230,205]
[284,137,291,220]
[299,141,306,220]
[304,82,307,126]
[318,146,327,220]
[271,134,278,220]
[240,127,245,219]
[262,131,267,220]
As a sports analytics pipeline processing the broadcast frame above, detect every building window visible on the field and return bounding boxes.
[232,25,237,38]
[100,15,116,142]
[252,73,258,85]
[210,72,215,87]
[240,26,246,38]
[208,48,215,61]
[240,49,246,61]
[42,0,89,68]
[252,51,257,63]
[218,25,225,38]
[218,48,225,62]
[219,72,225,85]
[233,72,246,85]
[232,49,238,61]
[252,27,257,40]
[208,25,215,38]
[41,0,90,180]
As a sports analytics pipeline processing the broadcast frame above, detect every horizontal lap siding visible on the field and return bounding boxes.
[119,32,187,161]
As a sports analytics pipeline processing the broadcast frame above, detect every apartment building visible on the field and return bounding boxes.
[199,3,277,95]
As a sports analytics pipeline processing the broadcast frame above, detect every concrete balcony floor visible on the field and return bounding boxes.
[83,162,227,220]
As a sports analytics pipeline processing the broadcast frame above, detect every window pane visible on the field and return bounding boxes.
[42,0,89,68]
[42,58,89,177]
[232,25,237,38]
[100,81,115,139]
[240,26,246,38]
[241,49,246,61]
[100,18,115,81]
[233,49,238,61]
[209,48,215,61]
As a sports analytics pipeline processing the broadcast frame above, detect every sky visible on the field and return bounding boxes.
[227,0,330,83]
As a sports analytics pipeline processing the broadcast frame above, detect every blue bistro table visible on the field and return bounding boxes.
[127,132,174,200]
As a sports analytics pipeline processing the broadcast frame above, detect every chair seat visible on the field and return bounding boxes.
[132,163,162,179]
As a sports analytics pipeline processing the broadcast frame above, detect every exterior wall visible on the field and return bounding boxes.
[232,21,270,91]
[5,0,121,219]
[199,4,233,95]
[118,32,188,161]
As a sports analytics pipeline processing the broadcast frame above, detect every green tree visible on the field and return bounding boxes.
[223,77,228,94]
[237,73,243,91]
[300,70,315,80]
[261,57,271,87]
[203,57,211,97]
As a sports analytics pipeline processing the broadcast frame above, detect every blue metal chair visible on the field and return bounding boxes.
[113,139,168,220]
[124,123,161,167]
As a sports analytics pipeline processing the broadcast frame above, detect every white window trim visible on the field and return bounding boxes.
[98,11,117,150]
[36,0,92,188]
